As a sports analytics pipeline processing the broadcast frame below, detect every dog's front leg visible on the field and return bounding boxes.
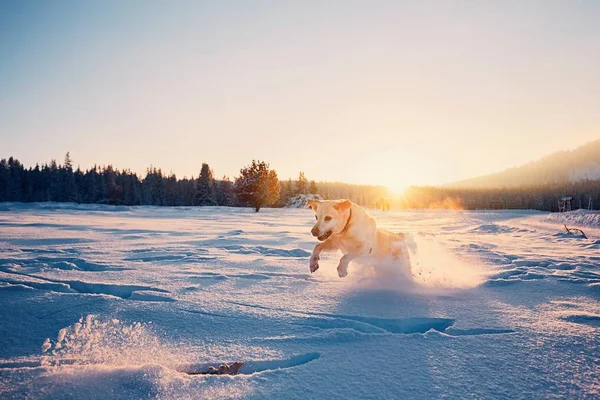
[310,240,338,273]
[337,245,370,278]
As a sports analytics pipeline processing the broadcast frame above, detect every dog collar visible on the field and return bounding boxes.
[339,208,352,234]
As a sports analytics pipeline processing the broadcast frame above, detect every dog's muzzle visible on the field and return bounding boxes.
[316,230,332,241]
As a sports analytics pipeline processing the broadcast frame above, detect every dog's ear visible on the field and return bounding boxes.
[306,199,321,211]
[333,200,352,211]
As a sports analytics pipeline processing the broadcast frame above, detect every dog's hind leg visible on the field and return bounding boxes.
[310,240,338,273]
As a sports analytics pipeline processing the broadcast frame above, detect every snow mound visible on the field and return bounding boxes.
[40,315,188,368]
[285,194,323,208]
[543,209,600,228]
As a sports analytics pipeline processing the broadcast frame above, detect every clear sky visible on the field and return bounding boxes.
[1,1,599,191]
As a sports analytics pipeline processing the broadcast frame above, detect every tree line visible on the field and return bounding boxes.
[5,153,597,212]
[0,154,391,210]
[398,183,600,211]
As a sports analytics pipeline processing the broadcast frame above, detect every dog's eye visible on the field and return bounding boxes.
[324,216,332,222]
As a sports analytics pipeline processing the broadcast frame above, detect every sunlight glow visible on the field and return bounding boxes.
[387,183,408,196]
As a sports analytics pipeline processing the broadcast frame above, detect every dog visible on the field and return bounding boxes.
[307,199,413,277]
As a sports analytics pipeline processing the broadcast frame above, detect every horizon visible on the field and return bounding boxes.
[2,1,599,192]
[2,134,600,191]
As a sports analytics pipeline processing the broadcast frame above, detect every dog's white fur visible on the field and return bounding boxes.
[307,199,412,277]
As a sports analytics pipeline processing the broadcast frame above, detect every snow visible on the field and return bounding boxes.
[285,194,323,208]
[543,209,600,228]
[0,204,599,399]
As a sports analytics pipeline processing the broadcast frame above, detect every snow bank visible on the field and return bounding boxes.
[543,209,600,228]
[0,202,132,212]
[40,315,189,368]
[285,194,323,208]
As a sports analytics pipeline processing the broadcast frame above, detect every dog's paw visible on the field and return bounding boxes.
[337,264,348,278]
[309,257,320,273]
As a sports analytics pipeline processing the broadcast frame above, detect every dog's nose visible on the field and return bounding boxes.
[311,227,319,237]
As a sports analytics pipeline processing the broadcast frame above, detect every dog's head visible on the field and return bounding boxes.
[307,199,352,241]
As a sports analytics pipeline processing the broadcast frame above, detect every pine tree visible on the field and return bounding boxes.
[181,177,196,206]
[278,178,294,206]
[216,176,234,206]
[64,152,73,170]
[296,171,308,195]
[60,152,76,202]
[195,163,217,206]
[73,167,84,203]
[104,165,123,204]
[21,169,32,201]
[145,167,166,205]
[164,173,179,206]
[84,166,98,203]
[234,160,280,212]
[48,159,60,201]
[309,180,318,195]
[7,157,23,202]
[31,164,43,202]
[0,159,9,201]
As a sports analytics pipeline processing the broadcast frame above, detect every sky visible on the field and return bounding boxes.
[1,0,599,192]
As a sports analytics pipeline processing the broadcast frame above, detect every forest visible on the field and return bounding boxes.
[2,153,599,211]
[398,184,600,211]
[0,154,391,208]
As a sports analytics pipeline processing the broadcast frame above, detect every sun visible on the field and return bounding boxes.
[386,182,408,196]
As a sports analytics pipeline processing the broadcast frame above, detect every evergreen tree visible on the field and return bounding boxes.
[48,159,60,201]
[215,176,234,206]
[278,178,294,206]
[141,167,154,205]
[84,166,99,203]
[143,167,166,205]
[296,171,308,195]
[234,160,280,212]
[121,169,141,205]
[64,152,73,170]
[21,168,32,201]
[31,164,43,202]
[195,163,217,206]
[8,157,24,202]
[60,152,76,202]
[309,180,318,195]
[165,173,179,205]
[103,165,123,204]
[181,177,196,206]
[0,159,9,201]
[73,167,84,203]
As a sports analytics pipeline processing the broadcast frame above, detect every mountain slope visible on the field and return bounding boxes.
[447,138,600,189]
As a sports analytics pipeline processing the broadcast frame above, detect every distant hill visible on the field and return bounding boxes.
[446,138,600,189]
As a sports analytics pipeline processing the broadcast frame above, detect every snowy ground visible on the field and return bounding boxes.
[0,204,599,399]
[544,209,600,229]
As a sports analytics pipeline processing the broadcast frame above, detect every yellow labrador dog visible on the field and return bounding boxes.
[307,199,413,277]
